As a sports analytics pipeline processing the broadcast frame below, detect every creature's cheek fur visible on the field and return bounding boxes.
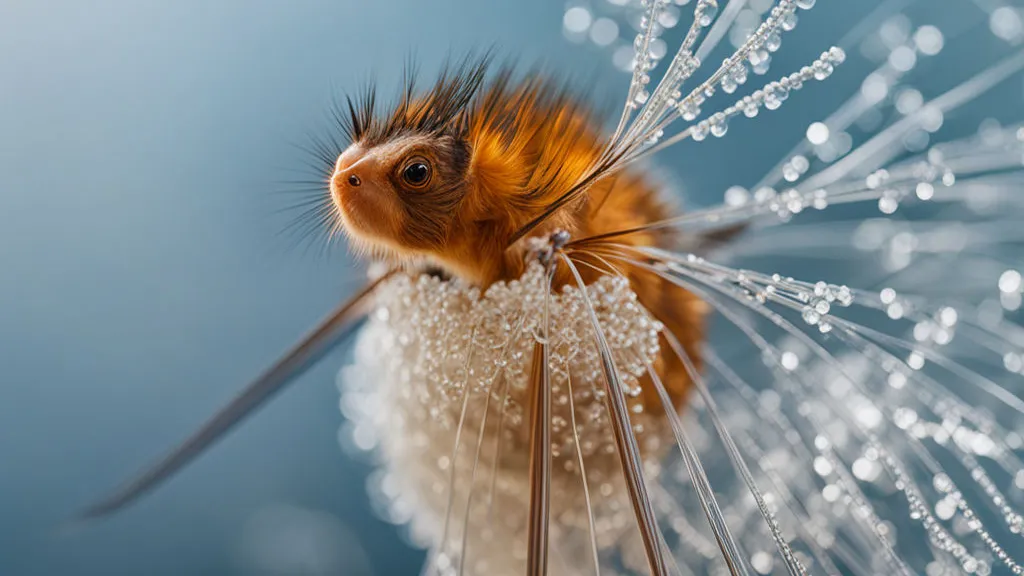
[336,191,402,243]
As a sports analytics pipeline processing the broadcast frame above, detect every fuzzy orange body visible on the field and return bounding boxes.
[329,64,707,410]
[76,61,710,526]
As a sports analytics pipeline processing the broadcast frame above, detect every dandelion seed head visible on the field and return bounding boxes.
[335,2,1024,574]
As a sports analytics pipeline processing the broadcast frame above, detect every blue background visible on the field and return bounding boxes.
[1,1,1018,574]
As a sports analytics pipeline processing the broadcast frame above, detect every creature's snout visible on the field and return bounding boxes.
[331,151,382,199]
[329,147,404,244]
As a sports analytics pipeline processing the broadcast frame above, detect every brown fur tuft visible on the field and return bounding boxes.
[327,59,714,414]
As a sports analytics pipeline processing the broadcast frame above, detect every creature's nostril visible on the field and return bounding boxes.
[348,174,362,187]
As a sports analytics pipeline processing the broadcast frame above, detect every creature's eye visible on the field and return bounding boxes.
[401,157,431,188]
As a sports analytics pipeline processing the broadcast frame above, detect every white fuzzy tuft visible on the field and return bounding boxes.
[340,264,666,575]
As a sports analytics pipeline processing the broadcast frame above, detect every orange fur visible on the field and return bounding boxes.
[460,74,706,409]
[331,68,706,408]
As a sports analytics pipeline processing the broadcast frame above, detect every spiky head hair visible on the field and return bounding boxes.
[320,54,646,286]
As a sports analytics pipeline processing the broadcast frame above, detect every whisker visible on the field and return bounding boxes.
[272,195,331,214]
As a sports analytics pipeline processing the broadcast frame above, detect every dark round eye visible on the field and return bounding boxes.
[402,160,431,187]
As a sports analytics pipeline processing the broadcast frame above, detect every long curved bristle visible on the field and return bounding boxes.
[525,269,553,576]
[76,274,390,520]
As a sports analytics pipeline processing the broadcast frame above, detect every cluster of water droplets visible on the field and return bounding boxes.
[333,1,1024,574]
[691,47,845,142]
[561,0,847,161]
[340,265,686,575]
[619,244,1024,574]
[562,44,1023,573]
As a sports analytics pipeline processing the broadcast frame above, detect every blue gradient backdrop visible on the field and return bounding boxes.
[1,1,1018,574]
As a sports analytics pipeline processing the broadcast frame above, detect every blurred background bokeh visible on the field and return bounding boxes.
[1,0,1020,574]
